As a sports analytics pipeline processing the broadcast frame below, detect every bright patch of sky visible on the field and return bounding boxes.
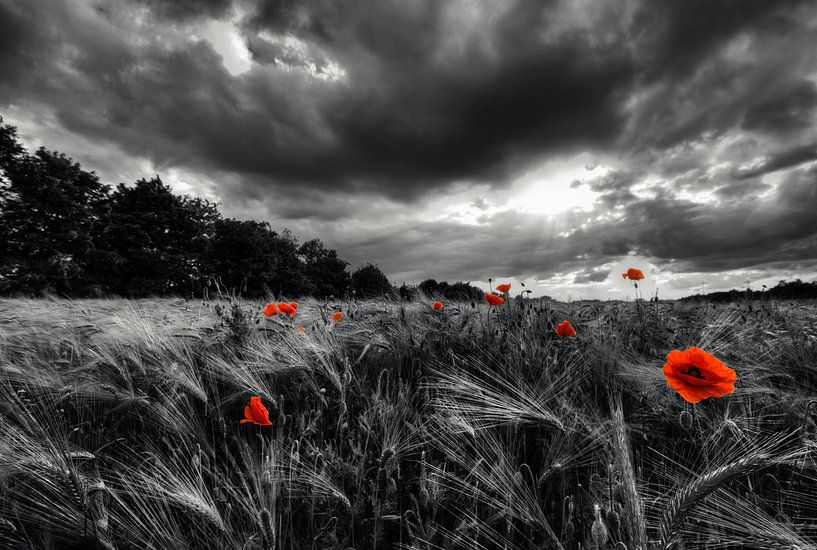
[439,153,608,224]
[196,18,252,75]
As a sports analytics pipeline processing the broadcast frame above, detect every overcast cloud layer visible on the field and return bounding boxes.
[2,0,817,298]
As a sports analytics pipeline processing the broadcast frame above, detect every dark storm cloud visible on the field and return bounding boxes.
[2,0,814,197]
[132,0,233,21]
[733,143,817,180]
[0,2,51,97]
[742,80,817,134]
[580,165,817,272]
[352,164,817,284]
[2,0,817,289]
[573,269,610,284]
[0,0,639,200]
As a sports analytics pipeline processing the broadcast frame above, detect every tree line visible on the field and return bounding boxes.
[0,117,394,298]
[679,279,817,303]
[0,117,483,300]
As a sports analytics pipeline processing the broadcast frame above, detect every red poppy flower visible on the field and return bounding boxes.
[496,283,512,293]
[277,302,296,317]
[240,396,272,426]
[331,312,343,322]
[484,293,505,306]
[290,301,299,310]
[663,347,736,403]
[432,301,443,311]
[555,320,576,337]
[622,268,645,281]
[262,303,278,317]
[296,325,305,333]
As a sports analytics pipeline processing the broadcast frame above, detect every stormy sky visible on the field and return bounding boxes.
[2,0,817,299]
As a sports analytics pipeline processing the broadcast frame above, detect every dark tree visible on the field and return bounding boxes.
[298,239,350,297]
[419,278,482,300]
[397,282,418,300]
[351,263,392,297]
[0,119,366,299]
[418,279,440,296]
[0,119,110,294]
[204,220,313,298]
[92,177,220,296]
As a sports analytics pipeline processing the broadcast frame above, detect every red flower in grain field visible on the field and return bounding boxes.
[555,320,576,338]
[496,283,511,293]
[297,325,305,333]
[277,302,296,317]
[663,347,736,403]
[290,301,299,310]
[432,301,443,311]
[622,268,645,281]
[262,302,278,317]
[484,293,505,306]
[240,396,272,426]
[331,311,344,322]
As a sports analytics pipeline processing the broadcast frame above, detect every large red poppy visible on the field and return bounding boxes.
[495,283,512,293]
[622,268,645,281]
[555,320,576,337]
[277,303,296,317]
[484,293,505,306]
[240,396,273,426]
[663,347,736,403]
[262,303,278,317]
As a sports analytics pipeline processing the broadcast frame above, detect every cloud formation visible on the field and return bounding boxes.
[1,0,817,297]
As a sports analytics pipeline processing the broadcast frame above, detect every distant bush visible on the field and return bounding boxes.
[351,263,393,297]
[680,279,817,302]
[418,278,483,301]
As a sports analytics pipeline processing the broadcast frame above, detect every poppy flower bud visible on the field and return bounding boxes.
[591,505,608,548]
[606,508,620,535]
[380,447,395,467]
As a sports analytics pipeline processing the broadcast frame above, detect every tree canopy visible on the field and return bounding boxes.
[0,117,387,298]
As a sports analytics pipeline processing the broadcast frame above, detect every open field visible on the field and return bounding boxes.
[1,296,817,550]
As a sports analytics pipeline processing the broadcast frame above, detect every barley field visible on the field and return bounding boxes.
[1,295,817,550]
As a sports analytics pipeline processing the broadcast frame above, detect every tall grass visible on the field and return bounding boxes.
[0,295,816,549]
